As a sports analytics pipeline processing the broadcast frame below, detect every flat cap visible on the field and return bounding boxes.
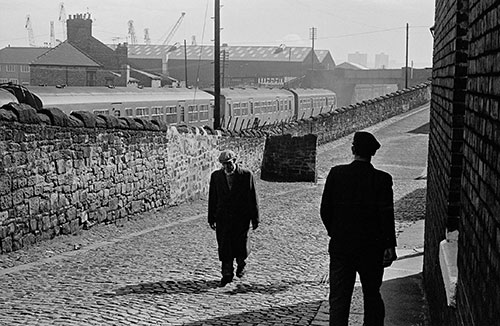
[218,150,237,163]
[353,131,381,156]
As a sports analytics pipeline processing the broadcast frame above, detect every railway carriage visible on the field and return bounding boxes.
[0,83,336,131]
[216,87,296,130]
[24,86,215,127]
[289,88,337,120]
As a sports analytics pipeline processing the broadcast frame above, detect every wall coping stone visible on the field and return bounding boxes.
[439,230,459,308]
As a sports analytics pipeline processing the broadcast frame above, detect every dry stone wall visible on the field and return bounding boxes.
[0,83,429,253]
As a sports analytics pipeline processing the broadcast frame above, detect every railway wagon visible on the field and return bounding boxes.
[215,87,296,130]
[25,86,215,128]
[288,88,337,120]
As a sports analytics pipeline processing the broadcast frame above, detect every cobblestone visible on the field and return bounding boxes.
[0,107,429,325]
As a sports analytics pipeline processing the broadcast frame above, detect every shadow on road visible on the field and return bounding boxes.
[99,279,318,297]
[181,299,324,325]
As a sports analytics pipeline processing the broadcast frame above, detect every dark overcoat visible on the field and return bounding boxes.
[320,160,396,254]
[208,165,259,261]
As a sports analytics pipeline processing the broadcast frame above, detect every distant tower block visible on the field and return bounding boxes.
[144,28,151,45]
[128,20,137,44]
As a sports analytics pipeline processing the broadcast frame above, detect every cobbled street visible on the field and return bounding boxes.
[0,105,429,326]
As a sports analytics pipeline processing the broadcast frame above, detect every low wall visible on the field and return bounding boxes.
[0,82,430,253]
[282,82,431,145]
[0,106,265,253]
[261,134,317,182]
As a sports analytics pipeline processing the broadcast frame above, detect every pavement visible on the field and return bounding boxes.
[0,105,430,325]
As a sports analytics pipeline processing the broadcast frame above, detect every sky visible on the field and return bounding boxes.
[0,0,436,68]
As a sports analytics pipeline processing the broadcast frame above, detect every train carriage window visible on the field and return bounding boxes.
[233,102,241,116]
[165,106,177,124]
[151,106,164,121]
[93,109,109,115]
[199,104,209,122]
[125,108,133,117]
[254,101,260,114]
[250,102,254,115]
[188,104,198,122]
[241,102,248,116]
[267,100,272,113]
[136,107,149,117]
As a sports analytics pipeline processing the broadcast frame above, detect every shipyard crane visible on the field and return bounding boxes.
[50,21,55,47]
[58,2,67,41]
[161,12,185,46]
[144,28,151,45]
[128,20,137,44]
[25,15,36,47]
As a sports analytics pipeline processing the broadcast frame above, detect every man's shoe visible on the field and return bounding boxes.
[236,264,246,278]
[219,276,233,287]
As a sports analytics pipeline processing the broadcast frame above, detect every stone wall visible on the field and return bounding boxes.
[0,105,265,253]
[260,134,317,182]
[281,83,431,145]
[0,82,429,253]
[426,0,500,325]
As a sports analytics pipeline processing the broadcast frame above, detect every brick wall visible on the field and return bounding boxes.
[424,0,468,324]
[458,0,500,324]
[426,0,500,325]
[261,134,317,182]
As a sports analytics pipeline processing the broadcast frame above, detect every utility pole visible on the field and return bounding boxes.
[214,0,221,129]
[310,27,317,71]
[184,39,188,87]
[405,23,409,89]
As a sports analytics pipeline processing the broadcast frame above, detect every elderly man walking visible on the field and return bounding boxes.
[320,131,397,326]
[208,150,260,287]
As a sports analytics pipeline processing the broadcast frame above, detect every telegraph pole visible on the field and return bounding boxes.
[214,0,221,129]
[184,39,188,87]
[310,27,317,71]
[405,23,409,89]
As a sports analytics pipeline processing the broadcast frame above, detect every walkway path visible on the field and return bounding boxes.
[0,105,430,325]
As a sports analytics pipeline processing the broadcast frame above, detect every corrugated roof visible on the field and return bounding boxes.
[31,42,101,67]
[0,47,50,64]
[124,44,320,62]
[336,61,368,70]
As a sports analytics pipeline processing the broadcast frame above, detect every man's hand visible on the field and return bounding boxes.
[252,222,258,230]
[382,247,397,267]
[209,222,216,230]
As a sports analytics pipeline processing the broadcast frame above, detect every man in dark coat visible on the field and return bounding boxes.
[208,150,259,287]
[320,131,397,326]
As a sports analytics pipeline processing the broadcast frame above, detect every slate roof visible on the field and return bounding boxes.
[31,41,101,67]
[122,44,322,63]
[0,47,49,64]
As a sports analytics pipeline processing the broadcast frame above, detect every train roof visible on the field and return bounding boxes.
[287,88,336,96]
[26,86,213,106]
[215,87,294,99]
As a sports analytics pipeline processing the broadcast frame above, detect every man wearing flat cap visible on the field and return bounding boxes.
[320,131,397,326]
[208,150,260,287]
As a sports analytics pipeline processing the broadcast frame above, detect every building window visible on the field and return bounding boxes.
[20,65,30,73]
[6,65,15,72]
